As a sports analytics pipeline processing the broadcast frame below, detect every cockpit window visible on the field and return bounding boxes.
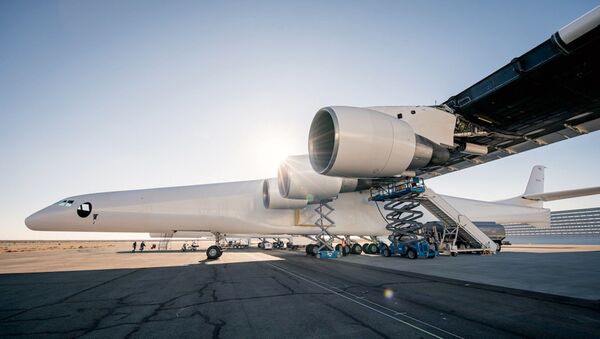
[77,202,92,218]
[57,200,74,207]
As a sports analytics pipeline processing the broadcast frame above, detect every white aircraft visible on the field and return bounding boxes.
[25,6,600,259]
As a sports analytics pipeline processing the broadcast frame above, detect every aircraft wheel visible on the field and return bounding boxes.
[368,243,379,254]
[362,243,370,254]
[258,242,263,249]
[342,245,351,256]
[407,248,417,260]
[451,251,458,257]
[310,244,320,256]
[351,243,362,255]
[335,244,342,252]
[206,245,222,260]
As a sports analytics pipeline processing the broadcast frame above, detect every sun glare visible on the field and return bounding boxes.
[254,132,299,177]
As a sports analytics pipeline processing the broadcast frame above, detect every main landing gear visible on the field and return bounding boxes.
[361,237,381,254]
[206,232,224,260]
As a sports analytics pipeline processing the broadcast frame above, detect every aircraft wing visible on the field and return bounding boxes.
[523,186,600,202]
[417,7,600,179]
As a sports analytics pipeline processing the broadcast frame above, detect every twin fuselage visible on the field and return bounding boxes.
[25,179,549,236]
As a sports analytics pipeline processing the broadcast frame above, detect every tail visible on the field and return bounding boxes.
[500,165,600,207]
[496,165,545,207]
[524,165,545,196]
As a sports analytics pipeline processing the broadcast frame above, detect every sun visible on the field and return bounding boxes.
[254,132,299,177]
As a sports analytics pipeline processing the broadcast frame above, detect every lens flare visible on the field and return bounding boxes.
[383,288,394,299]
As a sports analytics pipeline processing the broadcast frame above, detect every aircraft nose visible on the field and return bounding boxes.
[25,210,48,230]
[25,206,63,231]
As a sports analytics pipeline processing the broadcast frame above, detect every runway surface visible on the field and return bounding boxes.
[1,248,599,338]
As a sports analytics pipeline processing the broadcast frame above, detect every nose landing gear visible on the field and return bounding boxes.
[206,232,225,260]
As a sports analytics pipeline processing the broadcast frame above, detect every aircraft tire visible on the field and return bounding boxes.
[342,246,351,256]
[351,243,362,255]
[368,243,379,254]
[206,245,222,260]
[362,243,370,254]
[310,245,320,256]
[407,249,417,259]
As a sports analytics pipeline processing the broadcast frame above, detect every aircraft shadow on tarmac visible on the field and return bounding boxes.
[1,250,600,338]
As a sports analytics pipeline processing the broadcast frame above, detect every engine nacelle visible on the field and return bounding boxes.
[277,155,358,202]
[308,106,450,177]
[262,178,308,209]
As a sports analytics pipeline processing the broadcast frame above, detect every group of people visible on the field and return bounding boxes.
[132,241,146,252]
[132,241,158,252]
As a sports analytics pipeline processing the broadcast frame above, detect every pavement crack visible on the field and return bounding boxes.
[0,269,140,322]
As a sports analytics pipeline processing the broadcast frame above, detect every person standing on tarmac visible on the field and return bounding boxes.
[140,241,146,252]
[132,241,137,253]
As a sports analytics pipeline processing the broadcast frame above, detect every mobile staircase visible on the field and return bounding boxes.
[417,187,497,254]
[158,232,173,251]
[370,178,497,255]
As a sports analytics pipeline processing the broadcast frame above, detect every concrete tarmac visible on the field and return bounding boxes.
[1,248,600,338]
[338,250,600,300]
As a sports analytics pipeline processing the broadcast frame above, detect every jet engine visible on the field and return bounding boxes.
[262,178,308,209]
[277,155,358,202]
[308,106,450,177]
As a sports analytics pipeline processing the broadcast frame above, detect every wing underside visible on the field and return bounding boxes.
[417,7,600,179]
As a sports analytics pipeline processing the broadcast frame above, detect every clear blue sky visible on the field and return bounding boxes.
[1,0,599,239]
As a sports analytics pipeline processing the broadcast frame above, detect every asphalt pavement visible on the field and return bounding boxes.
[1,248,599,338]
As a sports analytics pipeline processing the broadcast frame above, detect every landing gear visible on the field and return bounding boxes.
[351,243,362,255]
[207,232,225,260]
[367,243,379,254]
[206,245,222,260]
[362,243,370,253]
[272,238,284,249]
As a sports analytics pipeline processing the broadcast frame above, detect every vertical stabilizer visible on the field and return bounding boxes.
[496,165,545,208]
[524,165,545,195]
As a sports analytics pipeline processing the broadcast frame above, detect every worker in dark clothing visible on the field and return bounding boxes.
[132,241,137,253]
[140,241,146,252]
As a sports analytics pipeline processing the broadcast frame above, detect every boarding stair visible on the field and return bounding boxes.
[416,187,497,254]
[158,232,174,251]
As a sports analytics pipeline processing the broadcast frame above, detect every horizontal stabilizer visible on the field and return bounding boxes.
[523,186,600,202]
